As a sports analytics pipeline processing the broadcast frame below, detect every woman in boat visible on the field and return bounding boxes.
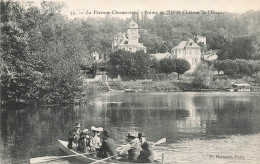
[68,123,81,149]
[137,132,154,163]
[77,129,91,153]
[97,130,118,160]
[89,126,103,154]
[118,132,142,161]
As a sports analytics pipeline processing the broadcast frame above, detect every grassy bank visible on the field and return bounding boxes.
[108,80,195,92]
[107,73,260,92]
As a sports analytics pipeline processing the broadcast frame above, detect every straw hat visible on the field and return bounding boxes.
[91,126,103,132]
[82,129,89,134]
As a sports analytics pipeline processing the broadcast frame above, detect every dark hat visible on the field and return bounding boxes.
[126,132,137,138]
[102,130,110,137]
[75,123,81,128]
[138,132,146,138]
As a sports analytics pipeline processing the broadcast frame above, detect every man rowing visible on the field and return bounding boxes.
[67,123,81,149]
[137,132,154,163]
[97,130,118,160]
[118,132,142,161]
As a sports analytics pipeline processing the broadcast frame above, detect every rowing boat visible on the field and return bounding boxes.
[58,139,162,164]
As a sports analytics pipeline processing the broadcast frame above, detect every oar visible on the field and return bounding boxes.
[153,137,166,146]
[89,154,118,164]
[116,137,166,151]
[97,138,167,164]
[30,151,97,164]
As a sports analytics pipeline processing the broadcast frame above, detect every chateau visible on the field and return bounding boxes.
[171,39,201,72]
[112,20,147,53]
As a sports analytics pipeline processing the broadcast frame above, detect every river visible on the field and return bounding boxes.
[0,92,260,164]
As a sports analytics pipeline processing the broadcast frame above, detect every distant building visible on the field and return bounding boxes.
[92,51,100,61]
[112,19,147,53]
[195,35,206,45]
[202,50,218,61]
[150,52,172,60]
[171,39,201,72]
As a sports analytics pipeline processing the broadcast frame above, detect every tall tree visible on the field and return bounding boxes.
[175,59,191,79]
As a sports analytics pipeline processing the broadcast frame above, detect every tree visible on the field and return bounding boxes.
[213,60,225,74]
[0,1,95,104]
[107,50,151,80]
[159,58,176,74]
[192,63,214,88]
[221,59,239,77]
[175,59,191,79]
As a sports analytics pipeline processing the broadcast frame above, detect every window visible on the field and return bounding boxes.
[131,30,137,35]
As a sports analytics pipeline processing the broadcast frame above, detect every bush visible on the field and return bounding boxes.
[209,79,231,89]
[255,73,260,84]
[192,63,214,88]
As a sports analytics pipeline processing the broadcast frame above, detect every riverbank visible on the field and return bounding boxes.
[107,78,260,92]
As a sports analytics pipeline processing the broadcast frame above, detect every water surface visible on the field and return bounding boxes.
[0,92,259,163]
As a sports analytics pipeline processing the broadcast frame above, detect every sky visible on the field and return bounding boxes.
[21,0,260,19]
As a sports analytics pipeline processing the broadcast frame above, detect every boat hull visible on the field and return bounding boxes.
[58,139,162,164]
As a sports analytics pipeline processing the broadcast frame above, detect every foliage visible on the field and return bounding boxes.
[209,79,231,89]
[175,59,191,79]
[255,74,260,85]
[192,62,214,88]
[0,1,95,104]
[107,50,151,80]
[121,81,179,92]
[217,34,260,60]
[159,58,176,74]
[213,59,260,78]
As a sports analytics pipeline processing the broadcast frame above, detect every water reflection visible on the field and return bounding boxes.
[0,92,259,163]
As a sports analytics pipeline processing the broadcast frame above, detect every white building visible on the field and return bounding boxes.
[195,35,206,45]
[112,20,147,53]
[202,50,218,61]
[92,51,100,61]
[171,39,201,72]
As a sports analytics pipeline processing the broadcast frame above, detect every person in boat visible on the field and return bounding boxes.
[77,129,91,153]
[97,130,118,160]
[68,123,81,149]
[118,132,142,161]
[89,126,103,154]
[137,132,154,163]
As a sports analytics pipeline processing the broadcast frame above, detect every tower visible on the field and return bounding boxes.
[126,20,139,45]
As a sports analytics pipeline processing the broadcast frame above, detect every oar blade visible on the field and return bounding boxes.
[154,137,166,146]
[30,156,59,164]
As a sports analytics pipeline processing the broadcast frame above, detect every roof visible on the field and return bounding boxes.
[127,19,138,28]
[185,39,201,48]
[115,38,146,48]
[172,39,200,50]
[150,52,171,60]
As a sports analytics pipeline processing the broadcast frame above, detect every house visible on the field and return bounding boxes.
[92,51,100,61]
[195,35,206,45]
[171,39,201,72]
[202,50,218,61]
[112,19,147,53]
